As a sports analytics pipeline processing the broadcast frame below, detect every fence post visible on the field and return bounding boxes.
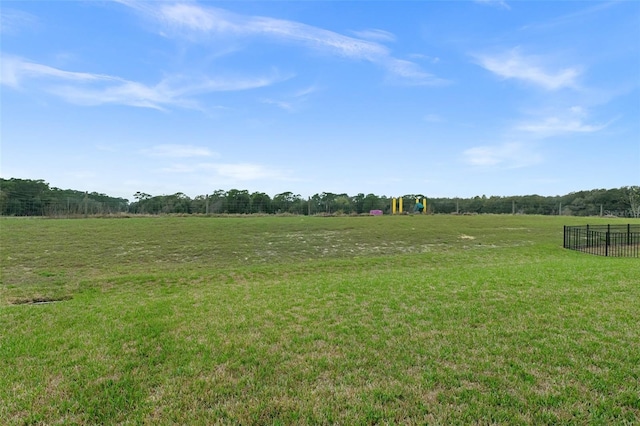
[605,224,610,257]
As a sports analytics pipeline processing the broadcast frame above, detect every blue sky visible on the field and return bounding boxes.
[1,1,638,200]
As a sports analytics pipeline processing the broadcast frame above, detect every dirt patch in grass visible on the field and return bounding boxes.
[9,295,72,305]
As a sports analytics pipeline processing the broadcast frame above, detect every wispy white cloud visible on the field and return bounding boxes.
[349,29,396,43]
[119,1,445,86]
[260,84,320,112]
[520,1,617,31]
[0,55,286,110]
[260,98,294,112]
[410,54,441,64]
[0,8,39,34]
[294,85,319,98]
[516,117,607,136]
[1,55,120,88]
[463,142,542,168]
[474,0,511,10]
[474,48,580,90]
[515,106,610,137]
[385,58,446,85]
[159,3,220,32]
[142,144,218,158]
[464,107,607,169]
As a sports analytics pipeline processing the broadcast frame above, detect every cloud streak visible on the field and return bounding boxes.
[260,84,320,112]
[516,117,607,136]
[1,55,285,110]
[474,0,511,10]
[1,55,120,88]
[463,142,542,168]
[475,48,580,90]
[349,29,396,43]
[120,1,445,86]
[515,106,610,138]
[0,8,39,34]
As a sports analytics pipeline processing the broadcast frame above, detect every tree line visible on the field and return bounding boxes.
[1,178,638,218]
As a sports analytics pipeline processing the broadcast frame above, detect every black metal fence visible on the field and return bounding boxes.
[563,224,640,257]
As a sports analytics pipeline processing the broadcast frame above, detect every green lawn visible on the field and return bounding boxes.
[1,215,639,424]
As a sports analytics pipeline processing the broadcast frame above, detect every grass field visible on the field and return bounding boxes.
[1,215,639,425]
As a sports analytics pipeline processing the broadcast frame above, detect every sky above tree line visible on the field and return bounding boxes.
[1,1,638,200]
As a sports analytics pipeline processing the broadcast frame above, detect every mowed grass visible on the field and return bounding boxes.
[1,215,639,425]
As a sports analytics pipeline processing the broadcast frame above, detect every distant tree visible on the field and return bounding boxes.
[309,194,323,215]
[0,178,51,215]
[319,192,337,214]
[132,191,152,213]
[209,190,228,214]
[0,188,7,214]
[467,196,485,214]
[602,188,628,214]
[351,193,365,214]
[191,195,208,214]
[289,194,306,215]
[133,191,151,201]
[362,193,386,213]
[626,186,640,218]
[483,196,508,214]
[144,196,163,214]
[166,192,191,214]
[273,192,295,213]
[250,192,272,213]
[332,194,352,214]
[226,189,250,214]
[428,197,456,214]
[4,177,639,218]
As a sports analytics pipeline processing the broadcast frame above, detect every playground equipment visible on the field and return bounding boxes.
[392,197,427,214]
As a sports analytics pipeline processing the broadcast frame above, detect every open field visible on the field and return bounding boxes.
[1,215,639,424]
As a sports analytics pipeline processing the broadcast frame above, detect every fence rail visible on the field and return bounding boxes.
[563,224,640,257]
